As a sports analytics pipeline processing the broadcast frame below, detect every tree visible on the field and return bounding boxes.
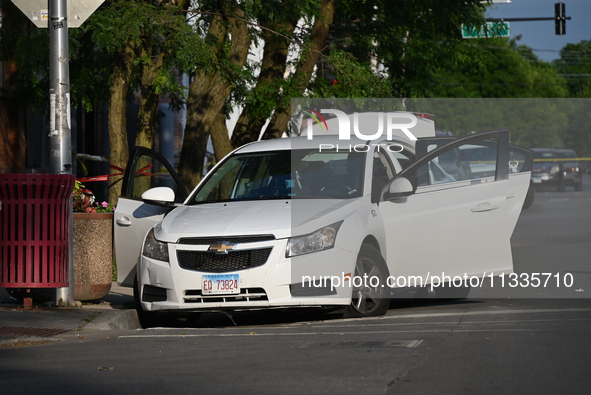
[4,0,506,194]
[176,0,494,186]
[554,40,591,98]
[87,0,199,202]
[430,38,568,98]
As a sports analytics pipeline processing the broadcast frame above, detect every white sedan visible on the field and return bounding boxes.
[114,125,532,324]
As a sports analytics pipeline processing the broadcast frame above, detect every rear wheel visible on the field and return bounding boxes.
[344,245,389,318]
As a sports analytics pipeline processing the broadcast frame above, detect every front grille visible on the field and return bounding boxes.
[177,235,276,245]
[184,288,268,304]
[177,248,272,273]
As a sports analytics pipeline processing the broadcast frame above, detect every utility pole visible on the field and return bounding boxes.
[48,0,74,304]
[49,0,71,176]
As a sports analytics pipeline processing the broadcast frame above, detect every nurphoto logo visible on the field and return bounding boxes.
[303,109,419,141]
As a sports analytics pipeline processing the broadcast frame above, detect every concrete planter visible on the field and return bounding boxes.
[73,212,113,301]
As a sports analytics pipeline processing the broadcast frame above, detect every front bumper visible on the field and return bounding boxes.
[530,173,557,185]
[137,238,356,312]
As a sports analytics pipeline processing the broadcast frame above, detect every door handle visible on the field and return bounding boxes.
[116,217,132,227]
[471,202,499,212]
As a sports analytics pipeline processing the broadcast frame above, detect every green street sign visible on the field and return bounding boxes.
[462,22,510,39]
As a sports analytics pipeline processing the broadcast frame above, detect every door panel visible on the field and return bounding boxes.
[379,130,524,287]
[114,147,188,287]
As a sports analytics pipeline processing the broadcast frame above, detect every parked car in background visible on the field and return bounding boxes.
[531,148,561,190]
[554,149,583,191]
[530,148,582,192]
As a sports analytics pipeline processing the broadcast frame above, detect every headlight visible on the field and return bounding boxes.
[550,164,560,174]
[142,228,169,262]
[286,221,343,257]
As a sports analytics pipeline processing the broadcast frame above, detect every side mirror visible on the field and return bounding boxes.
[385,177,414,200]
[142,187,176,207]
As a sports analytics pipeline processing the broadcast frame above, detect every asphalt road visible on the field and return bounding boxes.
[1,175,590,394]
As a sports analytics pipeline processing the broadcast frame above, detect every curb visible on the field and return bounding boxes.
[85,309,142,331]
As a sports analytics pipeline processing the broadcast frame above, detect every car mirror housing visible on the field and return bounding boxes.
[142,187,176,207]
[386,177,414,200]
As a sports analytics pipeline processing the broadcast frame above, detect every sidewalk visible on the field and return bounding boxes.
[0,282,141,347]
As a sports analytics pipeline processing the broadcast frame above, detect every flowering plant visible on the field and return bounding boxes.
[72,180,115,213]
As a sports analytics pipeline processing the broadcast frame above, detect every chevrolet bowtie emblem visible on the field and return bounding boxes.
[208,241,236,254]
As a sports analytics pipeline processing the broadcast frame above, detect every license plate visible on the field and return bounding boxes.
[202,274,240,295]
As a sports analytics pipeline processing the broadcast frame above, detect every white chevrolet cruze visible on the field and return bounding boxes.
[114,113,532,325]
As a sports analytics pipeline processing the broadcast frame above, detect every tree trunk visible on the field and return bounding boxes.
[230,17,297,148]
[263,0,335,140]
[136,52,165,150]
[107,42,134,205]
[133,49,167,195]
[178,1,250,188]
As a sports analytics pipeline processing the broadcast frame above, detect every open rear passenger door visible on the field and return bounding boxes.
[379,130,532,288]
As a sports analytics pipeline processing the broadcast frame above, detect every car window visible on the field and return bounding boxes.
[123,151,184,202]
[418,140,498,186]
[533,150,556,161]
[189,149,366,203]
[555,150,576,159]
[509,148,532,174]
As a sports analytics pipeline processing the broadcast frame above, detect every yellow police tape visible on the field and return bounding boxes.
[533,158,591,162]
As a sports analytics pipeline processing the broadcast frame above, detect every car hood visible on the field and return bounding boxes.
[154,198,362,242]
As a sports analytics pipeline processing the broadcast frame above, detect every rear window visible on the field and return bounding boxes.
[533,151,555,160]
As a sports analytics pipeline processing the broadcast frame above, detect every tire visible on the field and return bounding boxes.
[557,175,566,192]
[434,281,471,299]
[134,277,161,328]
[523,185,534,209]
[344,244,390,318]
[133,277,201,328]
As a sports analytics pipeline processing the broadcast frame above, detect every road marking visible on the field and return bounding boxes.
[117,308,591,339]
[381,307,591,320]
[119,328,548,340]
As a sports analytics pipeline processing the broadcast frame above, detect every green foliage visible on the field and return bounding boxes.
[554,40,591,98]
[314,50,392,98]
[431,38,568,99]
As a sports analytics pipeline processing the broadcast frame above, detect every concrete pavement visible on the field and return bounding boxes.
[0,282,141,347]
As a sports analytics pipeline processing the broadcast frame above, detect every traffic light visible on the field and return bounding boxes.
[555,2,566,35]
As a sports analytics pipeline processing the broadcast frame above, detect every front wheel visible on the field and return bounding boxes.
[557,174,566,192]
[344,245,390,318]
[134,276,160,328]
[134,277,202,328]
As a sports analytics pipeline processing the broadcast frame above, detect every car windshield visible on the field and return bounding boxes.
[189,149,365,204]
[555,151,576,159]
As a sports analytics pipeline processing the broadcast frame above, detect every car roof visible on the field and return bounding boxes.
[235,134,415,154]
